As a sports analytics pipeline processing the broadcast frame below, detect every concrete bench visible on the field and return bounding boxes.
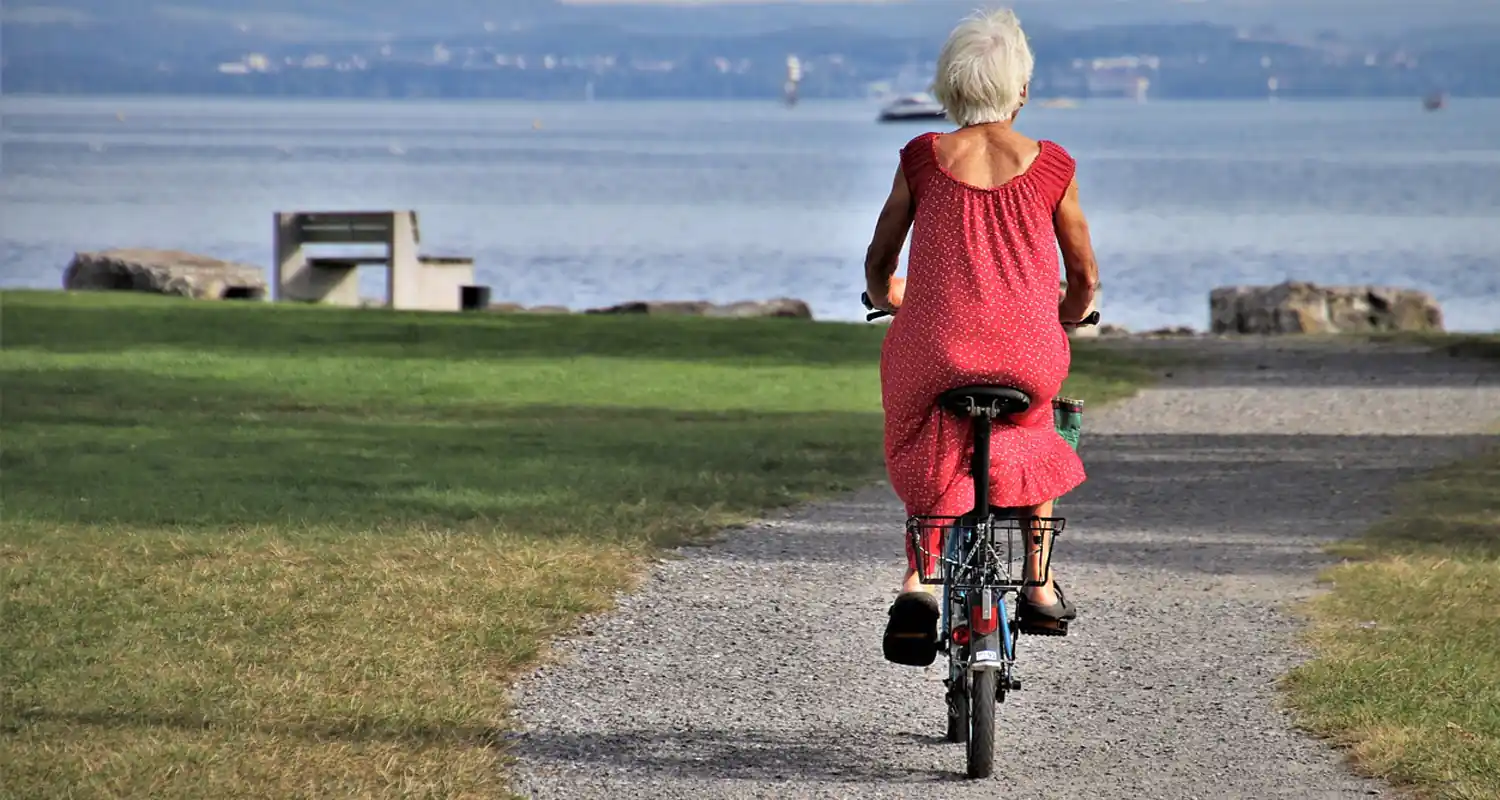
[273,211,475,312]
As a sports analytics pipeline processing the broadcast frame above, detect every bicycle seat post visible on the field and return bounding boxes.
[968,401,994,521]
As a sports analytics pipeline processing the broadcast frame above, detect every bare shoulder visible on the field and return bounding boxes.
[902,130,941,151]
[1038,138,1076,165]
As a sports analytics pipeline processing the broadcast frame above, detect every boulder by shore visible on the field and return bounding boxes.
[1210,281,1443,335]
[47,250,1452,339]
[585,298,814,319]
[63,249,268,301]
[484,297,816,320]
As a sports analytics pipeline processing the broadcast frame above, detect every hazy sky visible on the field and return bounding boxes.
[7,0,1497,36]
[555,0,1480,5]
[560,0,913,4]
[556,0,1500,32]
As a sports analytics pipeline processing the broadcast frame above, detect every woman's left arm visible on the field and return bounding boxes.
[863,164,915,312]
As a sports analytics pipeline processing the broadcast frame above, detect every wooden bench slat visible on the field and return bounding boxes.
[286,211,421,244]
[296,229,397,244]
[307,256,391,268]
[307,255,474,268]
[300,223,394,231]
[297,211,409,225]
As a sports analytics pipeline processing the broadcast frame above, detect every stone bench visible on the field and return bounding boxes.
[273,210,475,312]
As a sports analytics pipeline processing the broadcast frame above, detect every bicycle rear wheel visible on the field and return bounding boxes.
[966,670,997,779]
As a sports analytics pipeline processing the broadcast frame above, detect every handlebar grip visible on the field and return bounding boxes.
[861,291,892,321]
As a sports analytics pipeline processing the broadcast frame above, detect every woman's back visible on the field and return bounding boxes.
[892,129,1076,371]
[932,126,1042,190]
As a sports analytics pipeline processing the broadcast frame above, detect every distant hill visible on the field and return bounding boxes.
[3,0,561,39]
[6,0,1500,41]
[3,0,1497,99]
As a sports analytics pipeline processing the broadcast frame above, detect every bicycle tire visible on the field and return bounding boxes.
[966,670,997,779]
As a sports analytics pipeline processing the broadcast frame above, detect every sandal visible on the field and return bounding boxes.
[883,591,940,666]
[1016,582,1077,637]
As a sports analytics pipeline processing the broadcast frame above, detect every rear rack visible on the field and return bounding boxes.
[907,514,1065,591]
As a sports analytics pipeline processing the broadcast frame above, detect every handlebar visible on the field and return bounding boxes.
[860,291,1100,327]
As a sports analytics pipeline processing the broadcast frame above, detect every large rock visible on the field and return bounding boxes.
[703,298,813,319]
[484,303,582,314]
[63,249,267,300]
[585,300,713,316]
[585,298,813,320]
[1210,281,1443,335]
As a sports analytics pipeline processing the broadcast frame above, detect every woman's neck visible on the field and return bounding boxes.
[961,117,1017,131]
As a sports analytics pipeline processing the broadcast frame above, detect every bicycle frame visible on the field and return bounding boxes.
[942,412,1021,689]
[904,396,1070,754]
[862,291,1086,776]
[940,518,1019,681]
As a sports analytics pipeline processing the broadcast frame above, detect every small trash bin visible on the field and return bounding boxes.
[460,285,491,311]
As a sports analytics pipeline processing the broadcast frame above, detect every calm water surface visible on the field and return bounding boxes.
[1,96,1496,329]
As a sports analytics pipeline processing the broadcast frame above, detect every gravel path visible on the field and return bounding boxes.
[509,338,1500,800]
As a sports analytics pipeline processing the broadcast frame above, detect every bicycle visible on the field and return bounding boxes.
[861,291,1097,779]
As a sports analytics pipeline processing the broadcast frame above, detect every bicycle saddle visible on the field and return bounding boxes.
[938,385,1032,417]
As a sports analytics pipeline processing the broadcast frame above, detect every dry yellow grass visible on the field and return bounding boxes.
[1286,448,1500,800]
[3,527,637,798]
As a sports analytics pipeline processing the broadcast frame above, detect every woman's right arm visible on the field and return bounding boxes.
[863,164,916,312]
[1054,178,1100,323]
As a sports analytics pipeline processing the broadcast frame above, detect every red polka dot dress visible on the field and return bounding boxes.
[880,132,1087,570]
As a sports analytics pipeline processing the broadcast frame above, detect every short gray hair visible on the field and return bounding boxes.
[930,8,1035,127]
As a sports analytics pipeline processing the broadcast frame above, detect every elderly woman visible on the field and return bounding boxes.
[865,9,1100,667]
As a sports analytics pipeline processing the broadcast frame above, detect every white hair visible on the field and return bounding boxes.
[930,8,1035,127]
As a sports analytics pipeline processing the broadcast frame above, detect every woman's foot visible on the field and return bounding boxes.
[883,590,941,666]
[1023,582,1060,607]
[1017,581,1077,636]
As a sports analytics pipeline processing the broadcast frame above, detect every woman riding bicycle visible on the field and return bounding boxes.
[863,8,1101,666]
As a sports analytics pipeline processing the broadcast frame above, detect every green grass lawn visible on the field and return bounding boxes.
[1369,331,1500,361]
[1286,429,1500,792]
[0,290,1154,798]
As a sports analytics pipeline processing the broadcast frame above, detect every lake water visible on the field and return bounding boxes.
[1,95,1497,330]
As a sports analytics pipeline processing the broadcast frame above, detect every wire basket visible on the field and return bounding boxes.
[906,514,1066,590]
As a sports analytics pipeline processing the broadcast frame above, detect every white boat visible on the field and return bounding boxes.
[878,93,947,123]
[785,55,801,107]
